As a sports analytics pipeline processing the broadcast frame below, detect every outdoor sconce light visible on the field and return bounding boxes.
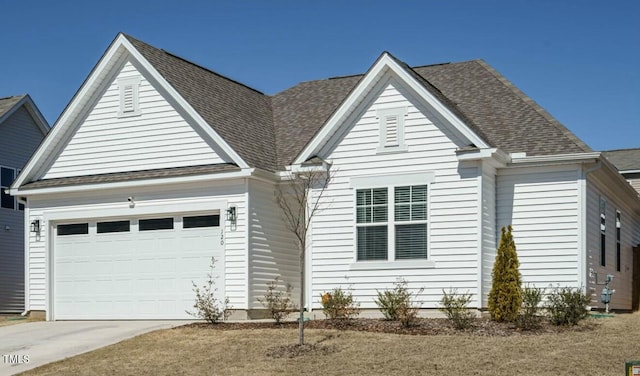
[226,206,237,225]
[127,196,135,208]
[30,219,41,234]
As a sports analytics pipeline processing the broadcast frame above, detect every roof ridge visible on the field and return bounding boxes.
[603,147,640,152]
[473,60,592,153]
[160,49,265,95]
[123,34,265,96]
[0,94,26,101]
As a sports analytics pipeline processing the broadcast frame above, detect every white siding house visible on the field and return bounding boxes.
[10,33,640,320]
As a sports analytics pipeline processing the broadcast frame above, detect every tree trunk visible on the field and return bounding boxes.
[298,239,305,345]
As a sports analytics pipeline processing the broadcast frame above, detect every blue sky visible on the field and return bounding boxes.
[2,1,638,151]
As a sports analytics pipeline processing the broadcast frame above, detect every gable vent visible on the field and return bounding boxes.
[117,76,141,117]
[386,115,399,146]
[122,85,135,113]
[376,106,408,153]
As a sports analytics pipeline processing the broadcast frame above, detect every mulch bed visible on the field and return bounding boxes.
[183,317,598,337]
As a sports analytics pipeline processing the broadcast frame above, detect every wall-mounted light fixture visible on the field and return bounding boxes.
[30,219,40,234]
[127,196,135,208]
[226,206,237,226]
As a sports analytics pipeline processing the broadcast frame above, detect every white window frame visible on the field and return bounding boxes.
[350,171,435,270]
[117,76,141,117]
[376,106,408,154]
[1,166,19,211]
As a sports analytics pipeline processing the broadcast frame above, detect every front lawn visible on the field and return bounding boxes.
[21,313,640,376]
[0,315,42,327]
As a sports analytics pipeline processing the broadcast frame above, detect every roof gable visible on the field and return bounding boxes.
[13,34,253,189]
[272,57,592,167]
[125,35,277,171]
[0,94,49,135]
[286,52,491,166]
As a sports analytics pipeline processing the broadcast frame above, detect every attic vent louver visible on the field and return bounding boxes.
[117,76,141,117]
[376,106,408,153]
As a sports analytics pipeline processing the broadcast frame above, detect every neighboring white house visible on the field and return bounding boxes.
[10,33,640,320]
[0,95,49,313]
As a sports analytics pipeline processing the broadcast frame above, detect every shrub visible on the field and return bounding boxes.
[516,285,544,330]
[320,287,360,320]
[257,276,297,324]
[186,257,231,324]
[375,279,424,327]
[546,286,591,326]
[439,289,475,330]
[488,225,522,322]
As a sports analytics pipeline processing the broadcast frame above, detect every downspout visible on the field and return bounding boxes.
[17,197,29,317]
[580,161,602,299]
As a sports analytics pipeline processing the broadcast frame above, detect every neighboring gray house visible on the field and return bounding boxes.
[603,148,640,195]
[0,95,49,312]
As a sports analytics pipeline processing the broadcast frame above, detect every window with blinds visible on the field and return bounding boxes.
[394,185,428,259]
[356,184,428,261]
[356,188,388,260]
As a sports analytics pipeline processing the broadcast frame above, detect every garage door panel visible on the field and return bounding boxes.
[54,214,223,320]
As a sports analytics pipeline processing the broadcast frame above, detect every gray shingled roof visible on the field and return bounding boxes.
[0,95,26,119]
[21,164,240,190]
[125,35,591,172]
[125,35,277,172]
[24,35,597,189]
[271,59,591,168]
[603,149,640,171]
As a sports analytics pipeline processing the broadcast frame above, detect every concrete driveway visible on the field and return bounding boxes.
[0,320,191,375]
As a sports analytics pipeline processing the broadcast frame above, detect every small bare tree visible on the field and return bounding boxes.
[276,166,332,346]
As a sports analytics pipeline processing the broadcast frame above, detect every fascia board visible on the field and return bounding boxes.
[293,53,489,165]
[11,35,129,190]
[12,169,253,196]
[22,95,51,135]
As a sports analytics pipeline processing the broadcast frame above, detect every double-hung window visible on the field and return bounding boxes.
[394,185,428,259]
[1,166,22,210]
[356,188,388,260]
[354,173,432,262]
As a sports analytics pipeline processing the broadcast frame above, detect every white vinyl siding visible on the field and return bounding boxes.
[310,79,481,310]
[25,179,249,313]
[496,167,581,289]
[586,172,640,310]
[44,61,227,179]
[247,179,300,310]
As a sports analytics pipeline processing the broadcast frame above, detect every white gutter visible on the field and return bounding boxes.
[11,169,255,196]
[509,152,601,166]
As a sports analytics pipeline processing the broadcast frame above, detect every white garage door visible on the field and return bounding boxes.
[54,213,223,320]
